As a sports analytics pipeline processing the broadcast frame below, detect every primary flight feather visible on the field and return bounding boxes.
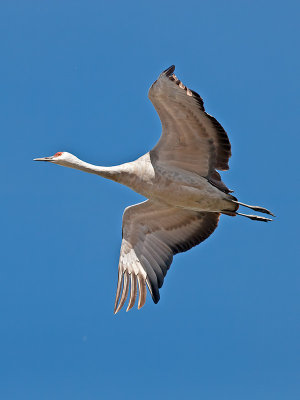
[34,65,274,313]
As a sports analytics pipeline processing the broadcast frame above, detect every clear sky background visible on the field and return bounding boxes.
[1,1,299,399]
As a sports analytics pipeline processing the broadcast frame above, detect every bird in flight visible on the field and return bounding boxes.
[34,65,274,313]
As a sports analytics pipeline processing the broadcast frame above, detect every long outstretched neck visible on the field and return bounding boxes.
[63,158,133,183]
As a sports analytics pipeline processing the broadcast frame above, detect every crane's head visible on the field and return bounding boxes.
[34,152,79,166]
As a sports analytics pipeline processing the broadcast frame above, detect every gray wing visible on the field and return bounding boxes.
[114,200,220,313]
[149,65,232,193]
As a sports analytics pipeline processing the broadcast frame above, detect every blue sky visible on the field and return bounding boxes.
[1,1,299,399]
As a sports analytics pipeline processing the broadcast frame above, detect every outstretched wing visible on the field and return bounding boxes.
[114,200,220,313]
[149,65,231,193]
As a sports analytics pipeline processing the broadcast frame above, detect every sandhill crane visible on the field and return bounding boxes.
[34,65,274,314]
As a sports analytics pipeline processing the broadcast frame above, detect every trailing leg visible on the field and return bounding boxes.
[232,200,275,216]
[236,212,272,222]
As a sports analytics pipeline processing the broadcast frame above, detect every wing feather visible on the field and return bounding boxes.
[114,200,220,313]
[137,274,147,309]
[126,273,137,312]
[115,271,129,314]
[148,65,232,192]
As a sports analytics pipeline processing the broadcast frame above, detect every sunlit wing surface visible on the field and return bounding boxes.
[114,200,220,313]
[149,65,232,193]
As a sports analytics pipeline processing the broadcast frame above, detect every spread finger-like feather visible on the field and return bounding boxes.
[115,271,129,314]
[137,274,147,310]
[114,269,123,314]
[126,273,137,312]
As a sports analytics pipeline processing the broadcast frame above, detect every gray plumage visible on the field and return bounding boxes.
[34,65,274,314]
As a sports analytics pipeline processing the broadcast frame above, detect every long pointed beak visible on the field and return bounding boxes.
[33,157,53,161]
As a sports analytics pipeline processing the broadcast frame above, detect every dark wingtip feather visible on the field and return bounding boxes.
[142,256,160,304]
[190,89,205,111]
[163,65,175,76]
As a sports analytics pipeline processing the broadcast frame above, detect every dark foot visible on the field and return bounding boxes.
[249,206,275,217]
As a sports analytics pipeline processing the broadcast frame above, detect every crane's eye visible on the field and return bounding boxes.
[53,152,63,157]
